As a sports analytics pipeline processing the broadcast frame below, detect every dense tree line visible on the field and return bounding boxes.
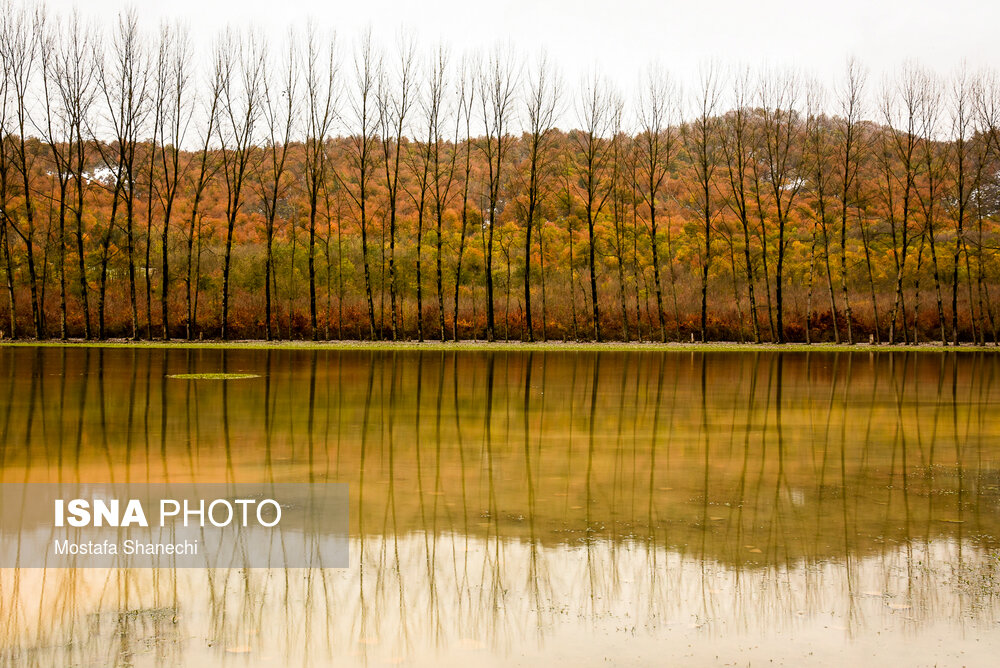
[1,5,999,343]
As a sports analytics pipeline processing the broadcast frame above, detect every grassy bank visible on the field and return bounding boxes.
[0,338,997,353]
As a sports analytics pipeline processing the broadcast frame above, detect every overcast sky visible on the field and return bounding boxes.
[40,0,1000,124]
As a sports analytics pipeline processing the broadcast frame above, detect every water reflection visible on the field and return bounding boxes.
[1,347,999,666]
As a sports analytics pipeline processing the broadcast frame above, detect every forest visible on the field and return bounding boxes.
[1,5,999,343]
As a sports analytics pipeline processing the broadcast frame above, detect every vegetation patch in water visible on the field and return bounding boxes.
[166,373,260,380]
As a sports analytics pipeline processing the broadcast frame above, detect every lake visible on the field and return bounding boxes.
[1,346,999,666]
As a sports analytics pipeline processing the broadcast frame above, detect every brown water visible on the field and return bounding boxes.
[1,346,999,666]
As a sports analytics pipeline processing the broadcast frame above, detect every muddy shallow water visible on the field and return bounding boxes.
[1,346,998,666]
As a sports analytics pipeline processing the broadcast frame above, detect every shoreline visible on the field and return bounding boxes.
[1,339,997,353]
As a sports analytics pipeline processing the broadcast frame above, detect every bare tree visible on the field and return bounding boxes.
[97,9,149,339]
[478,46,519,341]
[950,67,982,344]
[880,64,920,344]
[608,96,630,339]
[915,70,948,344]
[837,58,866,344]
[635,67,679,342]
[53,11,98,339]
[1,3,45,337]
[303,25,338,340]
[685,63,721,342]
[405,47,438,342]
[183,59,223,340]
[803,81,840,342]
[142,32,166,340]
[520,52,560,341]
[0,6,15,338]
[575,70,615,341]
[759,69,804,343]
[973,74,1000,343]
[215,29,264,339]
[255,30,297,341]
[452,57,476,341]
[718,67,760,342]
[339,30,380,339]
[40,14,74,338]
[376,35,415,340]
[425,45,462,341]
[152,24,193,340]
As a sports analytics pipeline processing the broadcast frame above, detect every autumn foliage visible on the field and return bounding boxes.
[1,5,999,343]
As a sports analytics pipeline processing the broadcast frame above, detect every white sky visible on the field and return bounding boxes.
[39,0,1000,127]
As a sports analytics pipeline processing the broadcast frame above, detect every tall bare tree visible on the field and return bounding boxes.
[452,57,476,341]
[836,59,866,344]
[608,96,631,339]
[425,45,462,341]
[377,35,415,340]
[880,64,920,344]
[97,9,149,339]
[0,6,16,338]
[974,74,1000,343]
[685,64,721,341]
[1,3,44,337]
[183,59,222,340]
[478,46,518,341]
[759,69,804,343]
[949,67,981,344]
[141,32,166,339]
[40,15,74,338]
[340,31,380,339]
[53,12,98,339]
[255,30,297,341]
[915,71,948,344]
[635,67,679,342]
[216,29,264,339]
[719,67,761,342]
[803,81,840,343]
[303,25,338,340]
[152,24,193,340]
[405,47,438,342]
[575,71,615,341]
[520,53,560,341]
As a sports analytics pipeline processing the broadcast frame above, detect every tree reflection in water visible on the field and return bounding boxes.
[0,347,999,666]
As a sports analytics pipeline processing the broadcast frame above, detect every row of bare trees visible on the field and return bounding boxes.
[1,4,999,343]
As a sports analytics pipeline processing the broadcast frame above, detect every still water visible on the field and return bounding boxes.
[1,346,999,666]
